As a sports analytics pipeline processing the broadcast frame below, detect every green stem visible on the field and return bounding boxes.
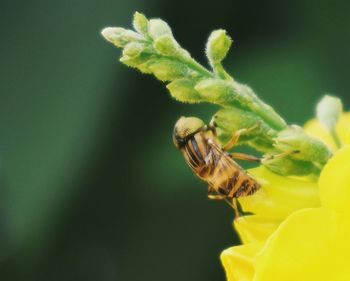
[101,12,333,176]
[330,128,342,149]
[213,62,232,80]
[180,55,213,78]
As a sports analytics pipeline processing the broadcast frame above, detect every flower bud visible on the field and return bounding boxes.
[122,42,144,58]
[148,19,172,39]
[133,12,148,35]
[122,30,144,42]
[119,55,138,67]
[263,156,320,176]
[206,29,232,64]
[119,52,150,70]
[275,126,332,165]
[101,27,143,47]
[316,95,343,132]
[167,79,203,103]
[135,61,153,74]
[214,107,276,151]
[195,79,233,104]
[101,27,127,47]
[148,59,187,81]
[153,35,180,56]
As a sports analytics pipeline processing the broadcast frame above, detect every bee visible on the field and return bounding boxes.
[173,116,261,217]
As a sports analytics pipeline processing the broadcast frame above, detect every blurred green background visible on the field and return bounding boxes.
[0,0,349,280]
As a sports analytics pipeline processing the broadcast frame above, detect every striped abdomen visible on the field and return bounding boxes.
[182,132,260,198]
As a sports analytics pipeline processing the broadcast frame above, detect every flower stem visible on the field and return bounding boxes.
[330,128,342,149]
[101,11,333,176]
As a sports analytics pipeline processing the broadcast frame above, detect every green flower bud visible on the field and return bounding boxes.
[122,30,144,42]
[206,29,232,64]
[195,79,259,109]
[122,42,144,58]
[119,53,151,70]
[195,79,232,104]
[101,27,127,47]
[316,95,343,132]
[167,79,203,103]
[153,35,180,56]
[214,107,276,151]
[101,27,144,47]
[133,12,148,35]
[263,155,320,176]
[275,126,332,166]
[148,59,188,81]
[135,62,153,74]
[148,19,172,39]
[119,55,138,67]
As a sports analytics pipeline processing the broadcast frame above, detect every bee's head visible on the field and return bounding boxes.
[173,116,206,148]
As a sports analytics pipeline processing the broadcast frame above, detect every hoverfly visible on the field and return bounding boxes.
[173,116,261,217]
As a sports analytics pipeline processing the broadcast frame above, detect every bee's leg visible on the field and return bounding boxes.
[231,150,300,163]
[208,185,225,199]
[261,150,300,163]
[208,194,226,199]
[207,118,217,136]
[230,152,261,162]
[207,185,241,216]
[223,123,260,151]
[232,198,240,219]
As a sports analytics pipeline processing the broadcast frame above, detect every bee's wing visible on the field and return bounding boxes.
[206,140,237,188]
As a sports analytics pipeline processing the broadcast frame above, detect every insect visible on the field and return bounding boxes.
[173,116,262,217]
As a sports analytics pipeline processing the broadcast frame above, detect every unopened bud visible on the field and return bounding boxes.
[275,126,332,165]
[214,107,276,151]
[119,53,149,69]
[316,95,343,132]
[101,27,143,47]
[119,55,137,67]
[154,35,179,56]
[148,59,187,81]
[148,19,172,39]
[122,30,144,42]
[101,27,127,47]
[167,79,203,103]
[206,29,232,64]
[122,42,144,58]
[195,79,233,104]
[133,12,148,35]
[263,155,320,176]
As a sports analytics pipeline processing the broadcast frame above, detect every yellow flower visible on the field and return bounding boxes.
[221,113,350,281]
[304,112,350,151]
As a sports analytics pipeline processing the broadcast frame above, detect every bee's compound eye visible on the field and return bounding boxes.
[174,117,205,136]
[173,128,186,148]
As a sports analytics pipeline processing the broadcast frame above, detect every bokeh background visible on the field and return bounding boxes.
[0,0,349,280]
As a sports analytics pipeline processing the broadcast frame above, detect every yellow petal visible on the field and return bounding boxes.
[251,147,350,280]
[222,121,350,281]
[319,145,350,214]
[335,112,350,145]
[239,167,320,220]
[304,112,350,151]
[221,242,264,281]
[234,215,279,244]
[304,119,336,150]
[254,208,341,281]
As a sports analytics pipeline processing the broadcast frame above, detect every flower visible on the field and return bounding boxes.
[304,112,350,151]
[221,113,350,281]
